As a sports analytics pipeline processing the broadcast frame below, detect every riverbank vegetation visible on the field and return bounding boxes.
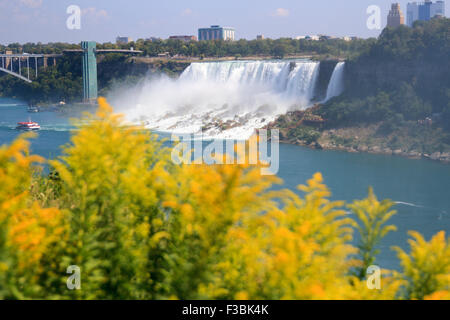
[1,98,449,300]
[267,109,450,162]
[1,36,372,60]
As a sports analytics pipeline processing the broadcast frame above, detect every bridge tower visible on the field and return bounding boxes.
[81,41,98,103]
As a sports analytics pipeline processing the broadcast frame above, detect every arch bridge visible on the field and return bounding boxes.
[0,42,141,102]
[0,53,59,83]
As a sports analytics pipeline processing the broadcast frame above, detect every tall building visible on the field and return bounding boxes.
[430,0,446,17]
[407,2,419,25]
[198,25,235,41]
[81,41,98,103]
[116,36,133,44]
[407,1,446,27]
[387,3,405,27]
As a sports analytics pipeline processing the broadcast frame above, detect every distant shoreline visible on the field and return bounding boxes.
[265,113,450,165]
[277,138,450,165]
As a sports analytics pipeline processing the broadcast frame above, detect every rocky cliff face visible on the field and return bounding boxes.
[314,60,339,101]
[97,56,190,89]
[345,58,449,107]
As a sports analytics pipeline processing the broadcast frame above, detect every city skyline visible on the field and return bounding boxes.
[0,0,449,44]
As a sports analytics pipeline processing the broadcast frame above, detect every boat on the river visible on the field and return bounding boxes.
[16,120,40,131]
[27,104,40,113]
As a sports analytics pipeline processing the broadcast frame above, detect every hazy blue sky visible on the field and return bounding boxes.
[0,0,448,44]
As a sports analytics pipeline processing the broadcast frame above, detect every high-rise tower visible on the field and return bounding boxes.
[81,41,98,103]
[407,1,446,27]
[387,3,406,28]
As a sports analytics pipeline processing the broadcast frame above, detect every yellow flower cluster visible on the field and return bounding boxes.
[0,134,63,298]
[0,98,448,300]
[395,231,450,299]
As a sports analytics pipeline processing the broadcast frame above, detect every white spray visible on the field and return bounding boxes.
[110,60,323,139]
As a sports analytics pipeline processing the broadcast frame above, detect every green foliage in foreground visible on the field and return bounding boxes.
[0,99,450,300]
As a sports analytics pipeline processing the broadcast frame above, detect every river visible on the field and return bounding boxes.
[1,97,450,270]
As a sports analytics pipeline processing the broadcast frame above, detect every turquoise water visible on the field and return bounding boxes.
[1,98,450,270]
[0,98,72,159]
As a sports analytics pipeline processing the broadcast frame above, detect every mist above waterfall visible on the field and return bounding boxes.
[110,60,325,139]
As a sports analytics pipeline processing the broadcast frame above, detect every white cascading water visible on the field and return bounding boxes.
[112,60,321,139]
[324,62,345,102]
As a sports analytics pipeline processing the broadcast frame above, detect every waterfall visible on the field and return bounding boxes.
[325,62,345,101]
[113,60,321,139]
[179,60,320,101]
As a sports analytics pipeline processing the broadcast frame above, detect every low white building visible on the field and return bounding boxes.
[295,35,320,41]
